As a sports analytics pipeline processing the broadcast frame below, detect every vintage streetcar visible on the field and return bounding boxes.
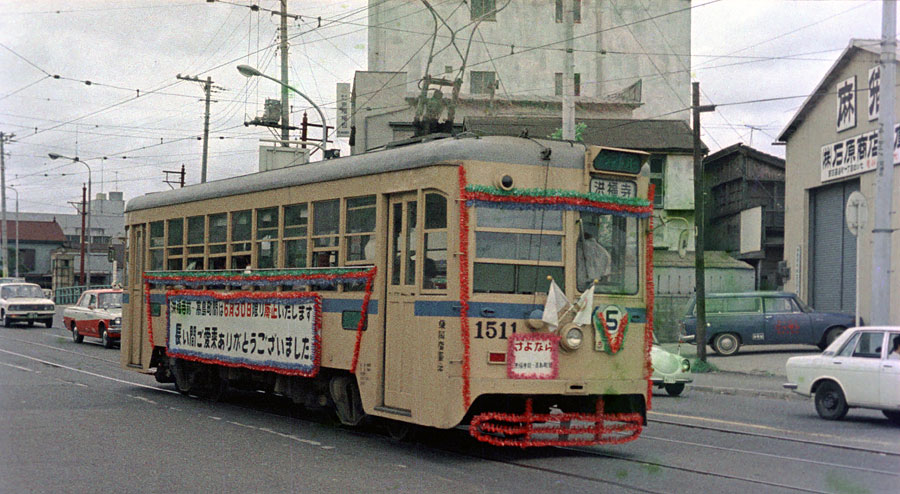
[121,135,656,446]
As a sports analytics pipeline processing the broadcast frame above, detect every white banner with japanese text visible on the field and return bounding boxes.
[820,124,900,182]
[166,290,321,377]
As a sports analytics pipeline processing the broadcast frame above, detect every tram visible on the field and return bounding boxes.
[121,135,655,446]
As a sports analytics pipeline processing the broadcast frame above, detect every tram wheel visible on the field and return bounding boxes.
[172,358,195,395]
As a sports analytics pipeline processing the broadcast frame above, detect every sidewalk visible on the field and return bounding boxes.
[659,342,816,401]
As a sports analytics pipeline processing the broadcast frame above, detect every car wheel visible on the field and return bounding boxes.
[43,319,53,328]
[883,410,900,425]
[26,320,34,327]
[818,326,846,350]
[3,313,11,328]
[100,325,114,349]
[71,322,84,344]
[814,381,849,420]
[664,383,685,396]
[712,333,740,356]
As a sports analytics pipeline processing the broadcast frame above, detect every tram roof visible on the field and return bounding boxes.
[125,136,587,213]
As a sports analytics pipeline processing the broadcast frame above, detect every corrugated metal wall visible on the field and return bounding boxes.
[809,179,858,313]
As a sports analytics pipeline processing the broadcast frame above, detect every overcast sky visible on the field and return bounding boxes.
[0,0,888,214]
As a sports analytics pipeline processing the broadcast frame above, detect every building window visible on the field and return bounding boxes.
[555,0,581,23]
[649,155,666,208]
[554,72,581,96]
[470,71,496,95]
[470,0,496,21]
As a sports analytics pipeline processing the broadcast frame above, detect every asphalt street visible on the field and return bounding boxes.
[1,323,898,494]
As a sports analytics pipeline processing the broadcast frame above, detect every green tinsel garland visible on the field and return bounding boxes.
[464,184,651,207]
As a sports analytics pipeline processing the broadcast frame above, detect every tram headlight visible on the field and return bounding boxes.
[681,359,691,372]
[559,324,583,351]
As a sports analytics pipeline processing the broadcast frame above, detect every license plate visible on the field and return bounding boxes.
[28,313,37,319]
[590,178,637,198]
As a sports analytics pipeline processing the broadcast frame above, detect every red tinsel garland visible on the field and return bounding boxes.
[597,313,630,354]
[350,268,377,374]
[645,184,656,410]
[144,268,375,376]
[469,397,643,447]
[162,289,323,377]
[458,166,473,408]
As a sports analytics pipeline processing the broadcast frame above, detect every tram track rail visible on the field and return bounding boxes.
[648,416,900,457]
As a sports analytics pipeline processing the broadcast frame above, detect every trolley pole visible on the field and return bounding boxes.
[871,0,896,325]
[692,82,715,361]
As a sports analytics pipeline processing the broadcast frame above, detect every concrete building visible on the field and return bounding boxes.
[703,143,785,290]
[366,0,691,120]
[777,39,899,322]
[3,219,66,287]
[19,191,126,286]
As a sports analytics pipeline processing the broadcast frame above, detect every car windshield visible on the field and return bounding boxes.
[822,329,856,356]
[1,284,45,299]
[98,292,123,309]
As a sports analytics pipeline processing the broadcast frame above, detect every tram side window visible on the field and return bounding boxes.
[186,216,205,270]
[577,212,638,294]
[208,213,227,270]
[256,207,278,269]
[473,208,564,294]
[312,199,339,268]
[423,193,447,290]
[167,218,183,271]
[231,210,252,269]
[283,203,308,268]
[149,221,164,270]
[344,196,376,264]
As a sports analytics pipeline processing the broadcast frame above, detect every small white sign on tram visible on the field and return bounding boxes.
[589,178,637,198]
[507,333,559,379]
[167,292,320,376]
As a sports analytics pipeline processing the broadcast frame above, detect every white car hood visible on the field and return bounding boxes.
[6,297,54,305]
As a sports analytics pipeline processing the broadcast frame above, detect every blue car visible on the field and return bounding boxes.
[680,292,855,356]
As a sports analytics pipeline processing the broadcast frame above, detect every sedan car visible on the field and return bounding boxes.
[651,345,692,396]
[681,291,854,356]
[0,281,55,328]
[784,326,900,423]
[63,289,123,348]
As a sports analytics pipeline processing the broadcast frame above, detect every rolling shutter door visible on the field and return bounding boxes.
[809,180,858,313]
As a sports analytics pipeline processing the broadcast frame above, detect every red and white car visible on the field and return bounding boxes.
[63,289,123,348]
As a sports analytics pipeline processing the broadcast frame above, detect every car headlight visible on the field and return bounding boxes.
[681,359,691,372]
[113,317,122,326]
[559,324,583,351]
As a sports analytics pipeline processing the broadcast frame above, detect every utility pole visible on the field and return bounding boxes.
[0,132,12,279]
[692,82,715,361]
[279,0,290,147]
[562,0,575,140]
[177,74,214,183]
[80,185,86,285]
[871,0,896,325]
[163,165,186,189]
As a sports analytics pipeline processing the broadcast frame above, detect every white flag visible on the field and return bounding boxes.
[542,279,569,329]
[573,284,595,326]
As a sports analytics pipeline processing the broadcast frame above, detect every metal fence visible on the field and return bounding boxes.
[54,285,112,305]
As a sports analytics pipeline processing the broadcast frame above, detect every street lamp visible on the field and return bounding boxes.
[5,186,17,278]
[236,64,328,153]
[48,153,91,289]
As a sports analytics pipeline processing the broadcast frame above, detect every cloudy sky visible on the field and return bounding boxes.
[0,0,887,214]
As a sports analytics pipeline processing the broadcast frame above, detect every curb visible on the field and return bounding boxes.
[688,384,807,402]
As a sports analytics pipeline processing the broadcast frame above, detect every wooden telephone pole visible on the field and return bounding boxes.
[177,74,215,183]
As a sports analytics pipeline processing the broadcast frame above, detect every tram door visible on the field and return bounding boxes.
[125,225,145,368]
[383,193,418,411]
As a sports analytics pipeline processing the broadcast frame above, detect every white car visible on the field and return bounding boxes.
[651,344,693,396]
[784,326,900,423]
[0,281,55,328]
